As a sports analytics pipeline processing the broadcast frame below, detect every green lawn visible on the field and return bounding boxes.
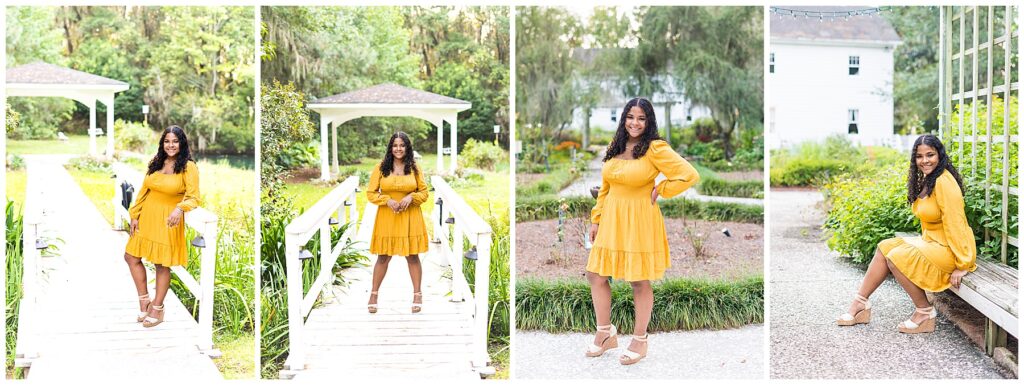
[215,333,256,379]
[6,169,26,206]
[285,155,510,222]
[7,134,95,155]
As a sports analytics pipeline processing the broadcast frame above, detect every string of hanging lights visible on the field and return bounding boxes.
[769,6,891,22]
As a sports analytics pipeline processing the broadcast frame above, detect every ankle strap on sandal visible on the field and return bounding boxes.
[138,294,150,300]
[633,333,649,342]
[596,324,614,332]
[854,294,869,304]
[151,304,164,310]
[915,306,935,314]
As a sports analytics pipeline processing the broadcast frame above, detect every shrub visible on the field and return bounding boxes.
[66,155,113,174]
[7,155,25,171]
[823,165,918,264]
[114,119,155,153]
[279,141,319,171]
[6,105,21,136]
[770,158,852,187]
[516,276,763,332]
[698,177,763,199]
[460,138,506,171]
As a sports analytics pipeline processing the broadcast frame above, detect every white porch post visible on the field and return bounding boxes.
[104,97,115,158]
[436,119,444,173]
[331,122,339,175]
[449,117,458,173]
[89,102,98,156]
[320,116,329,181]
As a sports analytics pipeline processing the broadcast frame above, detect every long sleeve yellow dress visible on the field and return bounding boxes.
[367,163,430,256]
[588,140,700,281]
[878,169,976,292]
[125,161,200,267]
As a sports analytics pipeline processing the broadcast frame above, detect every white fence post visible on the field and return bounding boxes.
[472,236,492,369]
[284,238,305,371]
[197,215,218,354]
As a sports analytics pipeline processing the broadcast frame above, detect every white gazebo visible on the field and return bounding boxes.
[6,62,130,157]
[308,83,471,180]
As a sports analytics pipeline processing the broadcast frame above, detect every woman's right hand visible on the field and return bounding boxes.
[386,199,400,212]
[130,219,139,236]
[590,224,599,242]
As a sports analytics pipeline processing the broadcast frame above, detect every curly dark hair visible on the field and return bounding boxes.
[380,131,418,177]
[604,97,662,161]
[907,134,964,203]
[146,125,193,175]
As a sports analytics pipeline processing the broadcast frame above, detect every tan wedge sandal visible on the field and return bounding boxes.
[619,333,648,365]
[898,306,936,334]
[142,304,164,328]
[585,324,618,357]
[368,291,379,314]
[136,294,152,323]
[411,292,422,314]
[837,294,871,326]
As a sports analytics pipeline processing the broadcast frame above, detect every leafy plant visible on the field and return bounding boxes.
[824,165,919,264]
[114,119,155,153]
[460,138,506,171]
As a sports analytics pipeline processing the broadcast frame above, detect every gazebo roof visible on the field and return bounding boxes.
[6,61,129,87]
[312,83,470,106]
[771,7,902,44]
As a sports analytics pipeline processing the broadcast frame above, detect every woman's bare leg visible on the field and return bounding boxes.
[885,258,932,324]
[629,280,653,351]
[146,264,170,319]
[849,250,890,316]
[407,254,423,305]
[370,255,392,305]
[124,253,149,311]
[586,271,613,345]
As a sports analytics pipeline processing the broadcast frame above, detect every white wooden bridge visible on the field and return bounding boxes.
[13,155,223,380]
[279,175,494,380]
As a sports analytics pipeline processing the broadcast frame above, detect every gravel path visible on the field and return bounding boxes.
[514,325,764,379]
[769,190,1009,379]
[559,149,763,206]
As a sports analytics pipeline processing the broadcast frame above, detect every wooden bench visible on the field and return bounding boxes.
[892,232,1018,356]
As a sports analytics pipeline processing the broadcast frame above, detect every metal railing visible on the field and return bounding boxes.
[430,176,494,371]
[281,176,360,371]
[112,163,220,356]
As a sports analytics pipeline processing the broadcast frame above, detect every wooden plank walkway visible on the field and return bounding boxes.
[16,155,222,381]
[285,205,479,380]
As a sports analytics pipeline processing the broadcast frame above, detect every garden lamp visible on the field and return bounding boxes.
[721,228,731,238]
[329,217,340,226]
[464,246,478,261]
[298,248,314,260]
[191,235,206,248]
[35,238,49,250]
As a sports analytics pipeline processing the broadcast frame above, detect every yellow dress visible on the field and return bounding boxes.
[125,161,200,267]
[588,140,700,281]
[366,163,430,256]
[879,170,977,292]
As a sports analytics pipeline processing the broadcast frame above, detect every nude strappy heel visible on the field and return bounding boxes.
[585,324,618,357]
[619,333,648,365]
[136,294,151,323]
[898,306,937,334]
[368,291,379,314]
[411,292,422,314]
[142,304,164,328]
[837,294,871,326]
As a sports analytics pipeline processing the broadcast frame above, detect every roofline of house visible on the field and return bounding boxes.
[5,83,130,91]
[771,37,902,49]
[308,103,471,111]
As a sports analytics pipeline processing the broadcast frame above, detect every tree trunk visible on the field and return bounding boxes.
[583,107,591,148]
[663,102,673,147]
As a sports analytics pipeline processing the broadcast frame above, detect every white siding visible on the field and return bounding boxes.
[769,41,897,148]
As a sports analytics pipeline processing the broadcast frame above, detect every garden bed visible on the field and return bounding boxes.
[516,217,763,280]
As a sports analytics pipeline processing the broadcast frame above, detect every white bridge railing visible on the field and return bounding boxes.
[112,163,220,356]
[430,176,493,372]
[15,164,45,367]
[282,176,360,371]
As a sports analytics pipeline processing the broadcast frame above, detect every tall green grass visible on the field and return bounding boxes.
[516,276,764,332]
[5,201,25,379]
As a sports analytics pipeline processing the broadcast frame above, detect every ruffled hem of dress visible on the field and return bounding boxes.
[369,235,430,256]
[586,246,669,282]
[126,235,186,267]
[879,238,951,292]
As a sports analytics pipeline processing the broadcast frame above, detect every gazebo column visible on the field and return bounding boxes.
[449,117,458,173]
[331,122,339,175]
[88,101,98,156]
[435,119,444,173]
[104,97,115,158]
[319,117,330,181]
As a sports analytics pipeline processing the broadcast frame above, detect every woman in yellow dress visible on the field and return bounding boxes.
[837,134,975,333]
[366,132,430,314]
[585,98,700,365]
[124,125,200,328]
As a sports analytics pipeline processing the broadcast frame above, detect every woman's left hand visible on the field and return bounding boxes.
[166,207,183,227]
[650,186,659,205]
[398,195,413,211]
[950,269,969,289]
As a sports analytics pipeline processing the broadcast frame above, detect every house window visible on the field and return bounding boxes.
[611,109,616,122]
[849,55,860,75]
[848,109,859,134]
[770,52,775,73]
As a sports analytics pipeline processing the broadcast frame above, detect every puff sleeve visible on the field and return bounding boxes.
[410,166,429,206]
[935,171,977,272]
[175,161,201,212]
[128,176,151,220]
[366,164,391,206]
[649,140,700,198]
[590,177,611,224]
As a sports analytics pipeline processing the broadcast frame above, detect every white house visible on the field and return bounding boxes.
[769,7,902,149]
[569,48,712,142]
